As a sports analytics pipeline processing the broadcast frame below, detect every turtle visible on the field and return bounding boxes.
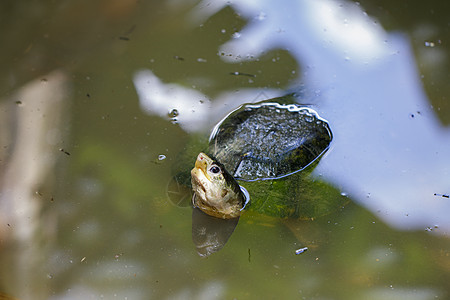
[189,95,338,220]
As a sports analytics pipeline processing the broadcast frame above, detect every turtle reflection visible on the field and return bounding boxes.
[191,207,239,257]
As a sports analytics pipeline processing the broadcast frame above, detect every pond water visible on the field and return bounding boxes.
[1,0,449,299]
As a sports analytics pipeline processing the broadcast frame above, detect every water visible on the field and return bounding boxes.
[0,0,449,299]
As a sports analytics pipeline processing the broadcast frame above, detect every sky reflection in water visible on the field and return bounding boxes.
[134,0,450,233]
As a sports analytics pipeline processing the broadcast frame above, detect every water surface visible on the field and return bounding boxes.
[0,0,449,299]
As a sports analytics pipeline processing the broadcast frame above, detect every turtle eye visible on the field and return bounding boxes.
[209,165,221,174]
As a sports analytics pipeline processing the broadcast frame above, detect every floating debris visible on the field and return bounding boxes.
[158,154,166,161]
[295,247,308,255]
[59,148,71,156]
[229,71,256,78]
[434,193,449,198]
[124,24,136,35]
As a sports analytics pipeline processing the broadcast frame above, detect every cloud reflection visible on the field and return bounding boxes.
[134,70,283,132]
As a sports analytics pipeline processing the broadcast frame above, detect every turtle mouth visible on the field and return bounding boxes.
[194,153,211,181]
[191,164,212,197]
[191,168,207,193]
[191,153,213,196]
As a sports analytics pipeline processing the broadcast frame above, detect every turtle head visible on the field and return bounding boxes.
[191,152,245,219]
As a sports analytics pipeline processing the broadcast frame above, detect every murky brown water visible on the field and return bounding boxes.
[1,1,449,299]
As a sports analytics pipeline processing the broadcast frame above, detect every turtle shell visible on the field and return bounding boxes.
[209,101,332,181]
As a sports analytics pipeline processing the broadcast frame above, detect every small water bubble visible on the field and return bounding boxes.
[295,247,308,255]
[232,32,241,39]
[221,29,226,34]
[168,109,179,118]
[197,58,207,63]
[304,115,314,123]
[158,155,166,161]
[340,192,348,197]
[256,12,266,21]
